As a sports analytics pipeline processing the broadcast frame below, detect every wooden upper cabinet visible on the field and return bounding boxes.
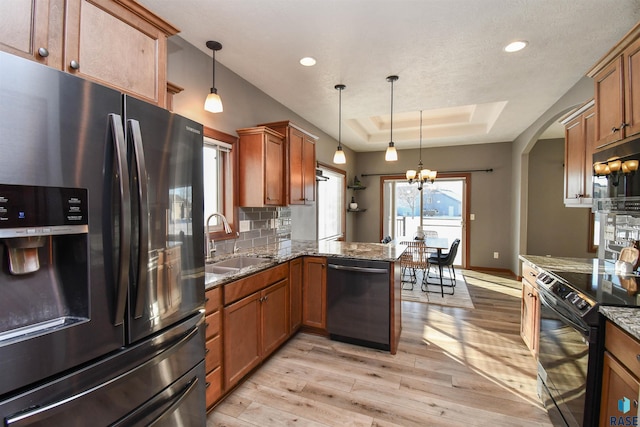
[0,0,179,107]
[589,23,640,150]
[64,0,179,107]
[562,101,595,206]
[0,0,63,66]
[257,121,319,205]
[237,127,286,207]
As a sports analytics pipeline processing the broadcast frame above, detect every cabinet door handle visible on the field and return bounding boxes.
[69,60,80,70]
[612,126,620,133]
[621,122,628,129]
[527,292,534,297]
[205,382,211,388]
[37,47,49,58]
[636,354,640,362]
[528,271,536,277]
[205,348,210,354]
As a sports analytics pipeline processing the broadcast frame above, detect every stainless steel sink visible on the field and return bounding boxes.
[210,256,270,269]
[205,265,239,275]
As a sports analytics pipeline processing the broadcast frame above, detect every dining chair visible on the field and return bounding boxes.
[400,241,428,290]
[423,238,460,296]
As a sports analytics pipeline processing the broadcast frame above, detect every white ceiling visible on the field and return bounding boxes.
[138,0,640,152]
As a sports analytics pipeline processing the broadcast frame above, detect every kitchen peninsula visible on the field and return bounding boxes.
[202,239,405,409]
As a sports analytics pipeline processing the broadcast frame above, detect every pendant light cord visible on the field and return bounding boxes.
[211,49,216,92]
[390,79,394,142]
[338,87,342,147]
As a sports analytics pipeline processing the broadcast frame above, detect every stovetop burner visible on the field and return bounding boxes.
[552,269,640,307]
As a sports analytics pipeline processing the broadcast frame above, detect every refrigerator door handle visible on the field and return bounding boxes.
[109,113,131,327]
[127,119,149,319]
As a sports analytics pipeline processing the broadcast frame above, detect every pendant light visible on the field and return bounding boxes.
[204,40,223,113]
[406,110,437,190]
[333,84,347,164]
[385,75,399,161]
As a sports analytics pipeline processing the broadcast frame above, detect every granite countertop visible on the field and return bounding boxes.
[520,254,640,341]
[204,239,406,290]
[599,307,640,340]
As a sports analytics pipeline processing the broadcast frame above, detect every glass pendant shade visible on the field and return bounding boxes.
[406,169,416,180]
[333,146,346,164]
[204,91,223,113]
[385,142,397,161]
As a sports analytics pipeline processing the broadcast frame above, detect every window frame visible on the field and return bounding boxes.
[203,126,237,241]
[316,162,346,241]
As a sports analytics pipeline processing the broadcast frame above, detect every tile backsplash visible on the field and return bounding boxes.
[213,207,291,254]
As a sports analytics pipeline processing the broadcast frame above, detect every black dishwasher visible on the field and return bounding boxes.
[326,257,390,351]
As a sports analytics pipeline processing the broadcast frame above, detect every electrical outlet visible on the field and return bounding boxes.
[239,220,250,232]
[493,252,499,259]
[470,213,475,220]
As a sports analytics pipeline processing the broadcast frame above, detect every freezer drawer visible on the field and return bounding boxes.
[0,313,206,426]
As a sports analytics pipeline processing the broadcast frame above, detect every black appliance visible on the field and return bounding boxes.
[0,51,206,424]
[326,257,391,351]
[535,260,640,427]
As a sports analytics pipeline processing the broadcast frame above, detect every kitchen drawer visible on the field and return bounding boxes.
[205,335,222,373]
[224,263,288,306]
[205,366,222,407]
[605,321,640,374]
[522,263,539,284]
[205,287,222,314]
[205,310,221,340]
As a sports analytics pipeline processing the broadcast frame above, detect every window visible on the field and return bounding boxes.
[317,164,345,241]
[203,127,236,239]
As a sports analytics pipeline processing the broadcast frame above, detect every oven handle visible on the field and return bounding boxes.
[538,287,589,336]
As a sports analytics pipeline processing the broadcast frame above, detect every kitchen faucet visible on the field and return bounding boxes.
[206,213,232,260]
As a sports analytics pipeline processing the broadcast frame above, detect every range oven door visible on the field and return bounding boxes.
[537,286,597,427]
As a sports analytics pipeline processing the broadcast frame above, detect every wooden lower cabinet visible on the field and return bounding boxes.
[223,264,290,390]
[204,286,223,409]
[600,322,640,424]
[520,263,540,357]
[289,257,303,333]
[302,256,327,331]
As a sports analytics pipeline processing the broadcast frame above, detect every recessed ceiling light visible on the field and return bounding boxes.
[504,40,528,53]
[299,57,317,66]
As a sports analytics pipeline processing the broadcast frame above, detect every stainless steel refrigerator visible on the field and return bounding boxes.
[0,51,206,425]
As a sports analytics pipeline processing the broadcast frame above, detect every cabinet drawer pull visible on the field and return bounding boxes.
[205,348,210,354]
[529,271,536,277]
[205,322,209,328]
[636,354,640,362]
[37,47,49,58]
[634,400,638,409]
[69,60,80,70]
[205,382,210,388]
[205,297,210,303]
[527,292,534,297]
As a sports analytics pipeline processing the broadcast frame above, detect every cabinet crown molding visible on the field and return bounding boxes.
[587,21,640,78]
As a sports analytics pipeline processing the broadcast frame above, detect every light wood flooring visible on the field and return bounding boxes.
[207,271,553,426]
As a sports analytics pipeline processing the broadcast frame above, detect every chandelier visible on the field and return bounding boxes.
[406,110,437,190]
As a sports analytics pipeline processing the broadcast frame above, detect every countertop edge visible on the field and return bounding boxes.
[205,241,405,290]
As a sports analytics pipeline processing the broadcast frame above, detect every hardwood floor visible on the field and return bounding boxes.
[207,271,552,426]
